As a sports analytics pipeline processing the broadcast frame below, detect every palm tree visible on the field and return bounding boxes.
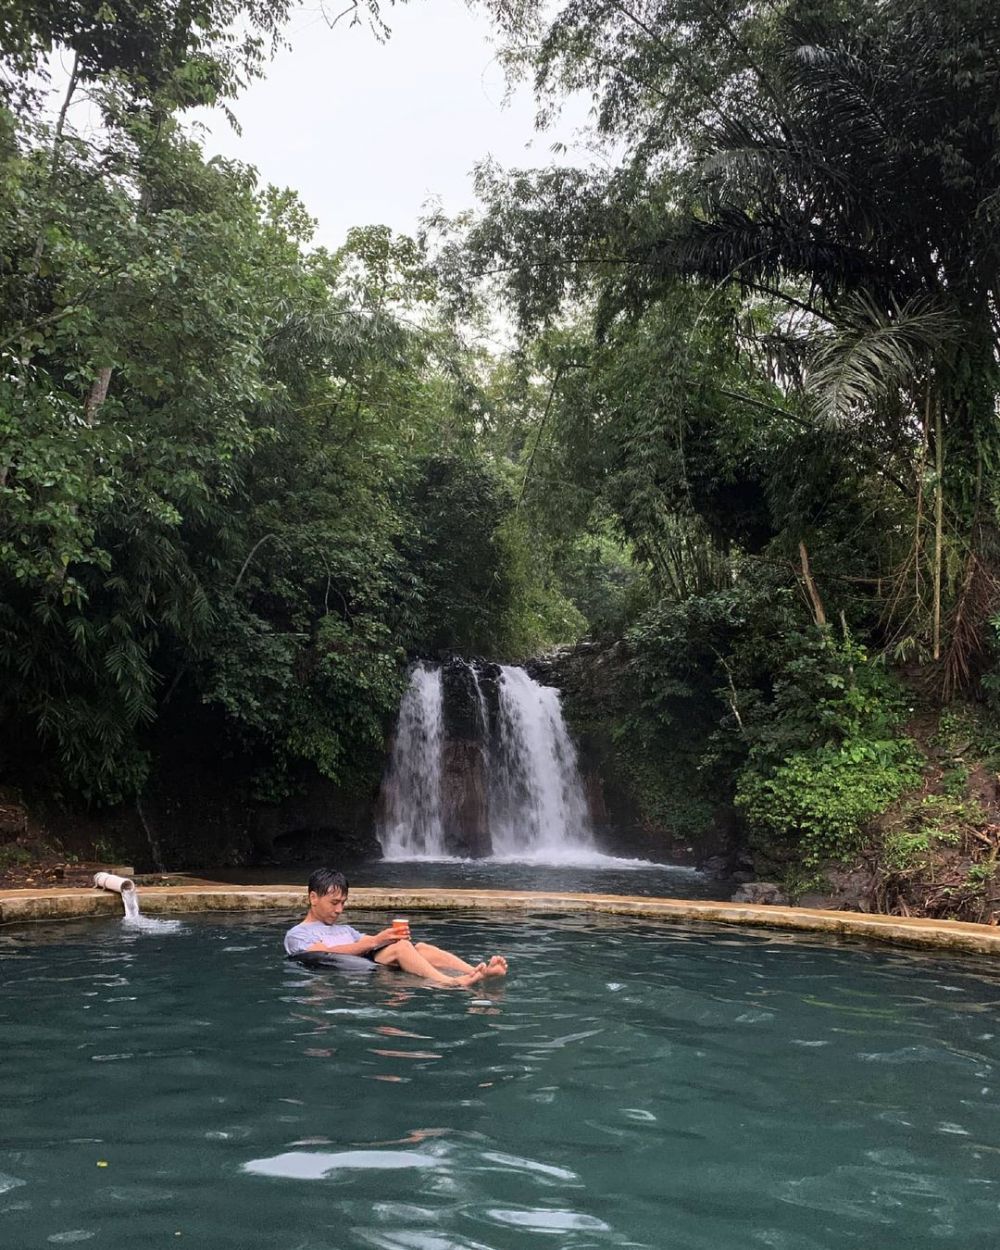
[672,0,1000,685]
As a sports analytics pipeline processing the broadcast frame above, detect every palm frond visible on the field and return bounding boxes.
[805,293,959,423]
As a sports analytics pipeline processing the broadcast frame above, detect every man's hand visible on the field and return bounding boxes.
[371,925,408,948]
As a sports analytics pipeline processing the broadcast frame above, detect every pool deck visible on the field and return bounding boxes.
[1,882,998,956]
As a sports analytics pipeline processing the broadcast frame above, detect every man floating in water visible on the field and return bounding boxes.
[284,868,508,988]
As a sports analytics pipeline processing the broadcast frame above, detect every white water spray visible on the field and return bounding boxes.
[93,872,180,931]
[379,663,446,856]
[489,665,594,859]
[379,663,595,862]
[464,659,490,745]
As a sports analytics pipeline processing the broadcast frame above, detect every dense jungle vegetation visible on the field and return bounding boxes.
[2,1,999,916]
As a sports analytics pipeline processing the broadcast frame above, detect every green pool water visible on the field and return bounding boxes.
[2,912,998,1249]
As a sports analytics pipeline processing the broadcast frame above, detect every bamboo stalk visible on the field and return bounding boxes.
[914,388,930,603]
[932,395,943,661]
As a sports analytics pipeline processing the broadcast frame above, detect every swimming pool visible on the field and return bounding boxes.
[2,911,998,1248]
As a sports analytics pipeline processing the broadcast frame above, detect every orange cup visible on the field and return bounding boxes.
[391,917,409,938]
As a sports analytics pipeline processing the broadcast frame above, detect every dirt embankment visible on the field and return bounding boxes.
[799,705,1000,924]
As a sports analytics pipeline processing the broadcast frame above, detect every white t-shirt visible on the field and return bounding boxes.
[284,921,364,956]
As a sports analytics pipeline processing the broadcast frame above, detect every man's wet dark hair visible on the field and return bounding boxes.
[307,867,349,897]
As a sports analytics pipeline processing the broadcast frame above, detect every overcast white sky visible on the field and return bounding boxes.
[192,0,593,249]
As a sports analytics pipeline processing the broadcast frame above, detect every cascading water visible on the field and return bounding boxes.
[465,660,490,745]
[489,664,594,860]
[379,662,447,857]
[122,888,141,922]
[378,661,594,862]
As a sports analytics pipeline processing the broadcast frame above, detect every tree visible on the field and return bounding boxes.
[1,2,291,109]
[0,0,480,805]
[467,0,1000,686]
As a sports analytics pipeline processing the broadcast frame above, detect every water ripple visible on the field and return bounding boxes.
[4,912,1000,1249]
[243,1150,442,1179]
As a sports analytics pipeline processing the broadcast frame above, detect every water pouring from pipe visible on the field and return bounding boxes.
[93,871,179,930]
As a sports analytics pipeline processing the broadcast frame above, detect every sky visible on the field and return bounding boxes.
[192,0,593,249]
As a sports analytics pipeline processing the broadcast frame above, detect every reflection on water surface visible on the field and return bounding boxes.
[204,855,719,898]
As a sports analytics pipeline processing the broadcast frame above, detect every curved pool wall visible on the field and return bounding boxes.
[2,886,999,956]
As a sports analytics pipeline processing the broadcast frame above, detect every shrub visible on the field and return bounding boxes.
[735,635,921,864]
[881,826,960,874]
[0,845,33,869]
[738,738,921,865]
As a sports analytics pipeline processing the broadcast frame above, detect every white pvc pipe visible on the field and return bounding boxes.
[93,872,136,894]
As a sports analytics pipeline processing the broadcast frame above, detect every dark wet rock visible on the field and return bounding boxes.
[731,882,789,905]
[254,777,379,865]
[438,658,501,745]
[268,825,381,866]
[701,855,734,880]
[440,739,490,857]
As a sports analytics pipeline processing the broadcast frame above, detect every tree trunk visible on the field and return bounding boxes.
[799,541,827,628]
[84,367,113,423]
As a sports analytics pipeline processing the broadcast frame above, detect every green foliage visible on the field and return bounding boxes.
[468,0,1000,680]
[399,454,516,657]
[736,637,921,864]
[553,530,644,640]
[619,753,717,843]
[580,579,800,837]
[878,789,978,882]
[0,844,33,869]
[781,867,833,903]
[739,744,919,867]
[970,625,1000,750]
[940,766,969,799]
[1,2,581,808]
[625,578,800,742]
[494,513,587,659]
[966,860,998,885]
[882,829,941,875]
[1,2,292,110]
[954,662,1000,768]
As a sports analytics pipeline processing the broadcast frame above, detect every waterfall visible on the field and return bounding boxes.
[379,662,447,857]
[489,664,594,860]
[465,659,490,746]
[378,661,594,862]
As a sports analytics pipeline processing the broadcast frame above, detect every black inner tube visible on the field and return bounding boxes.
[287,951,377,973]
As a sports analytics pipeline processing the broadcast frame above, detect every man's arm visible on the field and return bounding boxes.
[305,927,399,955]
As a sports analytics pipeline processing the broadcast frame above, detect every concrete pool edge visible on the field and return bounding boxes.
[1,885,999,955]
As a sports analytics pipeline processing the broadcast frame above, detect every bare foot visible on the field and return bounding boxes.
[483,955,508,977]
[451,963,488,988]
